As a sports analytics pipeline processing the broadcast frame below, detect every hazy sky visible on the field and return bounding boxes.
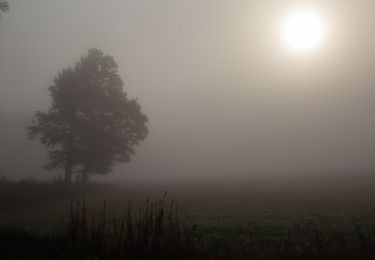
[2,1,375,181]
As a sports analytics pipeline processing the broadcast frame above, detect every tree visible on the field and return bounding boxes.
[0,1,9,14]
[27,48,149,183]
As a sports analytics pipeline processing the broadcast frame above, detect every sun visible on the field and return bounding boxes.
[282,8,325,53]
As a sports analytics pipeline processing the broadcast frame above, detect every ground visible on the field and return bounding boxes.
[2,175,375,227]
[2,175,375,259]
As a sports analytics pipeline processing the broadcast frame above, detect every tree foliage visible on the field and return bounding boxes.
[28,49,148,183]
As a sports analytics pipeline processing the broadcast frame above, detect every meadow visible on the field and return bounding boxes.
[2,175,375,259]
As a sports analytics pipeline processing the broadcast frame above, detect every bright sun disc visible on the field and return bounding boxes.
[282,8,325,52]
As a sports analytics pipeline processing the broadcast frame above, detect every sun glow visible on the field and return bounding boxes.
[282,8,325,53]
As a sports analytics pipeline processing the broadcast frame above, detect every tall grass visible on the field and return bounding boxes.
[0,193,204,259]
[63,193,203,259]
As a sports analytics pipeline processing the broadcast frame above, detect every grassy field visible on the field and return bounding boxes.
[2,176,375,259]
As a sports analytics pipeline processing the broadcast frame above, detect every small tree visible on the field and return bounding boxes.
[28,49,148,183]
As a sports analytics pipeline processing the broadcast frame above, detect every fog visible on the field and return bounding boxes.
[1,0,375,182]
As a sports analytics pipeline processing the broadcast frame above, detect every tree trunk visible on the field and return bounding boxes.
[65,145,74,184]
[65,163,73,184]
[81,171,89,184]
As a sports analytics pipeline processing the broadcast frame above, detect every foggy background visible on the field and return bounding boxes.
[1,0,375,182]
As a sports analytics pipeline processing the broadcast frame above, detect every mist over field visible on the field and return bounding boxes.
[2,1,375,183]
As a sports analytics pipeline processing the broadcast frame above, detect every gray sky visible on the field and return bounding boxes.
[1,1,375,182]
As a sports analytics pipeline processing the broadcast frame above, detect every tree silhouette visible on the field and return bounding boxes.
[0,1,9,14]
[28,49,148,183]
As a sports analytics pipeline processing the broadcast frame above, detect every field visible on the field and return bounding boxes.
[2,175,375,259]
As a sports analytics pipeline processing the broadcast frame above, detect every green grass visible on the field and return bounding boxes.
[2,177,375,259]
